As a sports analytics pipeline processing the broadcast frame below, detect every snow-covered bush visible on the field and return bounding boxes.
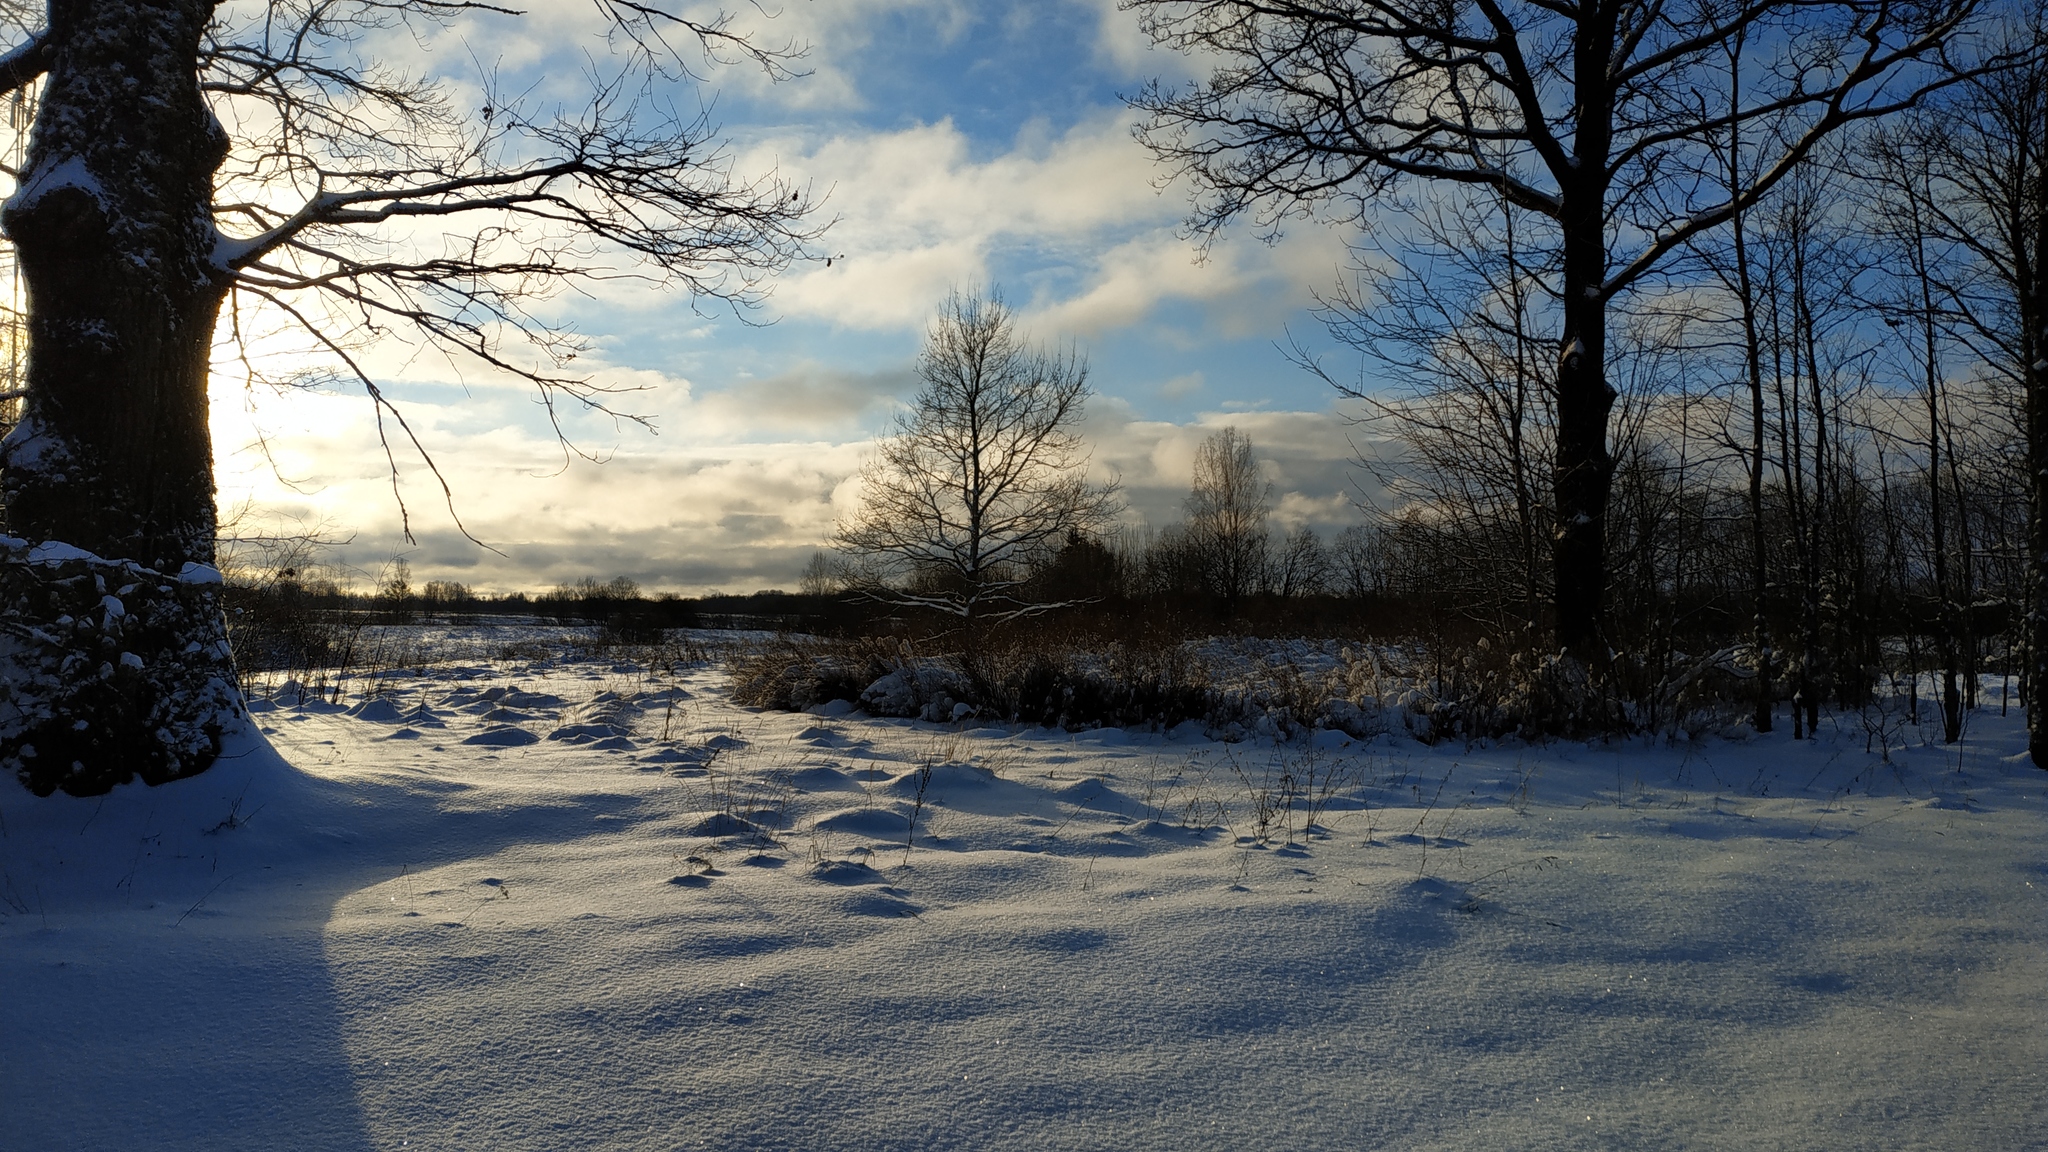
[857,664,972,720]
[725,627,1753,744]
[1,540,244,795]
[992,643,1211,731]
[727,636,902,712]
[1316,698,1383,739]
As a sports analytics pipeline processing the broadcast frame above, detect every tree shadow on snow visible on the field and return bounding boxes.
[0,724,649,1152]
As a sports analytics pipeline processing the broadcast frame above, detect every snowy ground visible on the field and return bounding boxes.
[3,646,2045,1151]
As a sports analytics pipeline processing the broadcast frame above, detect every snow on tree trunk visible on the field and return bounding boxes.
[0,0,240,795]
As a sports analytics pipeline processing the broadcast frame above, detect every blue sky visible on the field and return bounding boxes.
[208,0,1378,593]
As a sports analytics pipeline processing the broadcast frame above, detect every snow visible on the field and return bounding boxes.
[2,644,2044,1150]
[24,540,104,566]
[5,153,106,215]
[0,416,66,471]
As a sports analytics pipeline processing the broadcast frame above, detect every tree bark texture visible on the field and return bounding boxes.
[1550,10,1617,660]
[2029,133,2048,768]
[0,0,240,795]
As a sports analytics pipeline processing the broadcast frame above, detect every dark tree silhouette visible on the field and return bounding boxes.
[837,290,1120,630]
[1125,0,2001,659]
[1184,427,1271,608]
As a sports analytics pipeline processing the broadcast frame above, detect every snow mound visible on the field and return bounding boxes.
[399,703,446,728]
[680,812,764,838]
[811,805,913,837]
[347,698,406,723]
[786,765,857,791]
[498,689,566,710]
[462,727,541,748]
[808,859,884,885]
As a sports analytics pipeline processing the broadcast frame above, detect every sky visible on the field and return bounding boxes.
[207,0,1382,594]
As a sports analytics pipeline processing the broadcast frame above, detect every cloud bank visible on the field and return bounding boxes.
[214,381,1378,594]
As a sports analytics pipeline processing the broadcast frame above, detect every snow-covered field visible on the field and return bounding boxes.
[3,644,2044,1151]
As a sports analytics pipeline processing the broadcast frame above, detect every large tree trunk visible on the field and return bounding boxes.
[0,0,241,796]
[1552,211,1615,661]
[2029,124,2048,769]
[1551,271,1612,659]
[1551,9,1617,662]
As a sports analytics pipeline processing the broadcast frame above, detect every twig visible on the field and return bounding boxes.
[174,874,234,927]
[903,764,933,865]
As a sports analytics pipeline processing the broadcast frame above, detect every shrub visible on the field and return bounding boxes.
[728,636,905,711]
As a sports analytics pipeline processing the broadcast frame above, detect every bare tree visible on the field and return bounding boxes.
[1185,426,1271,608]
[0,0,818,796]
[1273,525,1332,597]
[1126,0,2007,659]
[1319,193,1554,632]
[798,550,842,597]
[1867,15,2048,764]
[1332,524,1389,599]
[836,291,1121,630]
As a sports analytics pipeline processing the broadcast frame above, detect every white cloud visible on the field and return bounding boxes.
[686,362,913,441]
[214,383,874,593]
[754,113,1343,342]
[760,112,1166,328]
[1080,405,1384,533]
[1066,0,1176,77]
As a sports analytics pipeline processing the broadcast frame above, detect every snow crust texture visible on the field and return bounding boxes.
[2,638,2044,1150]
